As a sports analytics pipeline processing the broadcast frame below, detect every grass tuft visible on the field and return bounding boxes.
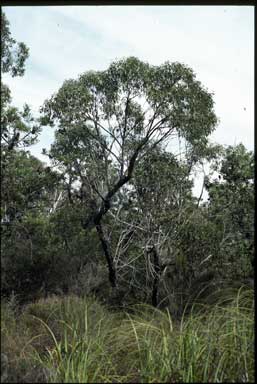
[1,287,254,383]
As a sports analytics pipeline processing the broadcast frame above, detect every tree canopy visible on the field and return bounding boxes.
[40,57,218,288]
[1,12,253,309]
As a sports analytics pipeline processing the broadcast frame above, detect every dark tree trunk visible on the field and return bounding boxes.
[95,222,116,288]
[149,245,161,307]
[80,137,151,289]
[152,280,158,307]
[82,136,149,230]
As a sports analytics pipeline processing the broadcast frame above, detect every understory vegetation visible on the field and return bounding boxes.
[1,287,254,383]
[1,12,254,383]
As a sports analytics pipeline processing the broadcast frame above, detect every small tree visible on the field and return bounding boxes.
[1,12,41,172]
[1,13,56,300]
[204,144,254,281]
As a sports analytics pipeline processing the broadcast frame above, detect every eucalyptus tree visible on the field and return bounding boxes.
[1,11,40,155]
[1,151,62,298]
[1,13,58,299]
[204,143,254,282]
[111,147,195,306]
[109,142,222,307]
[1,12,29,77]
[1,12,43,230]
[41,56,217,288]
[1,12,41,223]
[1,11,42,230]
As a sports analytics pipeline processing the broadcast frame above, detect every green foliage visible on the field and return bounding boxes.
[40,56,218,201]
[2,151,57,217]
[1,13,57,300]
[219,143,254,183]
[133,147,193,224]
[1,12,29,77]
[204,144,254,280]
[1,12,40,155]
[1,149,61,298]
[1,289,254,383]
[38,56,220,297]
[41,57,217,153]
[1,101,41,151]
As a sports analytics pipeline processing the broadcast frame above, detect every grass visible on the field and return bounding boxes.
[1,287,254,383]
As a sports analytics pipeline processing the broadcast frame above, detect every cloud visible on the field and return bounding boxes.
[3,5,254,179]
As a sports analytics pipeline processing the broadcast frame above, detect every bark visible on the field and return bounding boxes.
[145,245,161,307]
[81,141,148,289]
[95,222,116,288]
[81,135,152,289]
[151,245,161,307]
[83,135,149,229]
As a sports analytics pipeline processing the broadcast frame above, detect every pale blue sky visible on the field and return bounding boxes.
[2,6,254,197]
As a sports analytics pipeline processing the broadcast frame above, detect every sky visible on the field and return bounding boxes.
[2,5,254,198]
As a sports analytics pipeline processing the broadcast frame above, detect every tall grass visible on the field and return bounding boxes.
[1,287,254,383]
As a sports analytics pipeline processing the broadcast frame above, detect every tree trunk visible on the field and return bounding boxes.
[95,222,116,288]
[80,138,151,289]
[149,245,161,307]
